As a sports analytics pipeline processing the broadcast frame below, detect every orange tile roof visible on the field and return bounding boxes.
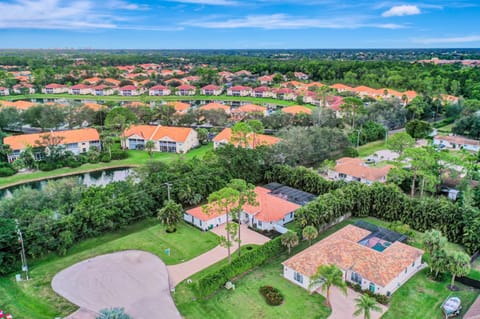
[282,105,312,115]
[83,77,102,84]
[186,186,300,222]
[166,101,190,113]
[83,102,105,111]
[283,224,423,287]
[104,78,121,86]
[330,83,352,90]
[4,128,100,150]
[0,100,36,110]
[199,102,230,113]
[232,104,266,114]
[334,157,393,182]
[123,124,194,143]
[213,128,281,149]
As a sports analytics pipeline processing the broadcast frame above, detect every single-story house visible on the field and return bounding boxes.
[82,77,102,85]
[198,102,231,114]
[103,78,121,87]
[258,75,275,85]
[328,157,393,185]
[213,128,281,149]
[330,83,353,92]
[122,124,199,154]
[166,101,190,114]
[200,85,223,96]
[13,83,35,94]
[184,186,300,231]
[433,135,480,152]
[4,128,100,163]
[42,84,69,94]
[119,85,143,96]
[227,85,252,97]
[92,85,116,96]
[231,104,267,120]
[149,85,171,96]
[0,87,10,96]
[69,84,93,95]
[176,85,196,96]
[283,223,424,296]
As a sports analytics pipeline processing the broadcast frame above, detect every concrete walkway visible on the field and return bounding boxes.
[52,250,181,319]
[167,224,269,287]
[318,286,388,319]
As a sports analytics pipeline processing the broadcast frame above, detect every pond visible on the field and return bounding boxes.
[0,167,133,199]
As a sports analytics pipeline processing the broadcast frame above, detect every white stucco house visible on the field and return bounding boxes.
[328,157,393,185]
[433,135,480,152]
[122,124,199,154]
[184,186,300,231]
[283,224,424,296]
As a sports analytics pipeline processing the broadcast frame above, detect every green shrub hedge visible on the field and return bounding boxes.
[194,236,285,298]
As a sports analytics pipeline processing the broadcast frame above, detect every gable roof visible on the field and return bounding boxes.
[232,104,266,114]
[283,224,423,287]
[186,186,300,222]
[123,125,194,143]
[213,128,281,148]
[334,157,393,181]
[166,101,190,113]
[4,128,100,150]
[199,102,230,112]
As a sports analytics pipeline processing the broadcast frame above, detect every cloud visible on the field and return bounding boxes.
[413,35,480,44]
[183,14,405,29]
[168,0,238,5]
[382,5,421,17]
[107,0,149,10]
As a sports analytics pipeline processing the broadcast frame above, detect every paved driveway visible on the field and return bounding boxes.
[52,250,181,319]
[318,286,388,319]
[167,224,269,286]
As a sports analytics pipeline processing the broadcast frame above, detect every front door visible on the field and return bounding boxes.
[369,283,375,293]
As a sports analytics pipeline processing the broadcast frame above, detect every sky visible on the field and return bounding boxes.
[0,0,479,49]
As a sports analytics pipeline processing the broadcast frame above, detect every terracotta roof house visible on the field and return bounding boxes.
[92,84,116,96]
[83,102,106,112]
[83,77,102,85]
[149,85,171,96]
[198,102,230,114]
[13,83,35,94]
[433,135,480,152]
[183,76,201,83]
[166,101,190,114]
[42,83,69,94]
[252,86,273,98]
[176,84,196,96]
[283,224,424,296]
[4,128,100,163]
[0,87,10,96]
[103,78,121,86]
[184,186,300,231]
[258,75,275,85]
[119,85,143,96]
[218,71,234,80]
[122,124,199,154]
[231,104,266,120]
[227,85,252,97]
[330,83,353,92]
[69,84,92,95]
[275,88,297,100]
[200,85,223,96]
[234,70,252,77]
[294,72,309,80]
[0,100,37,111]
[213,128,281,149]
[328,157,393,185]
[282,105,312,115]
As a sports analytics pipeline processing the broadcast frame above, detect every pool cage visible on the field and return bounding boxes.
[354,220,409,245]
[262,182,317,206]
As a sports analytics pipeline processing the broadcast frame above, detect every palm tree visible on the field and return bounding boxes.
[145,140,155,159]
[281,231,299,255]
[354,294,382,319]
[302,225,318,246]
[309,264,347,308]
[157,200,183,232]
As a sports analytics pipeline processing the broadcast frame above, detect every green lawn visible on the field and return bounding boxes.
[0,93,301,107]
[357,140,388,157]
[0,220,219,319]
[0,144,212,189]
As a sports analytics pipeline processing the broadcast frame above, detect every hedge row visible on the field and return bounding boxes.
[194,236,284,298]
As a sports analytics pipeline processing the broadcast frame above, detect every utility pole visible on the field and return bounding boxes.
[356,129,361,149]
[165,182,172,201]
[15,219,29,280]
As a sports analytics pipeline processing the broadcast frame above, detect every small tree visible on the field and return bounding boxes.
[309,264,347,308]
[446,251,471,289]
[423,229,447,256]
[96,308,132,319]
[386,132,415,156]
[302,225,318,246]
[197,128,209,145]
[281,231,299,255]
[145,140,155,159]
[157,200,183,232]
[354,294,382,319]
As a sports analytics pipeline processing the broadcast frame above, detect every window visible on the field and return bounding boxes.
[405,268,407,274]
[258,221,262,227]
[386,291,391,297]
[294,271,303,284]
[369,282,376,293]
[412,261,415,267]
[351,272,362,284]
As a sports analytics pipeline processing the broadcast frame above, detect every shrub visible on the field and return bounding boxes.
[259,285,284,306]
[343,147,359,158]
[111,149,129,160]
[38,161,57,171]
[100,153,112,163]
[66,160,82,168]
[0,166,16,177]
[194,237,285,298]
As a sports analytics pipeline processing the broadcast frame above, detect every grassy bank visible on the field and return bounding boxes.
[0,220,219,319]
[0,93,301,107]
[0,144,212,189]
